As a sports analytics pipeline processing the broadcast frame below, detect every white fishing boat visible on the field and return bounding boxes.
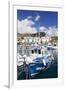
[17,44,55,78]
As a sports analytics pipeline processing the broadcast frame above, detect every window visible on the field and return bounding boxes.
[31,50,34,54]
[38,49,41,54]
[35,49,37,53]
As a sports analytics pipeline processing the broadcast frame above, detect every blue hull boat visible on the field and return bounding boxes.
[17,55,53,79]
[17,45,55,79]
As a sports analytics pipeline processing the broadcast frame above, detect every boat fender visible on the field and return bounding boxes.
[43,59,46,66]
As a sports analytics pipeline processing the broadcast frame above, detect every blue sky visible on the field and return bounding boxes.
[17,10,58,35]
[17,10,58,28]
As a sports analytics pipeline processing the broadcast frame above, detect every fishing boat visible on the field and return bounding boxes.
[17,44,54,79]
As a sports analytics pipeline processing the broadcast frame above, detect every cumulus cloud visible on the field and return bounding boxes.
[17,15,57,36]
[39,26,58,37]
[18,17,37,34]
[35,15,40,21]
[39,26,48,32]
[27,16,32,20]
[46,26,58,37]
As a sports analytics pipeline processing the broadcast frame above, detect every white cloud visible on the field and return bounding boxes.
[39,26,58,37]
[46,26,58,37]
[18,16,58,36]
[39,26,48,32]
[27,16,32,20]
[35,15,40,21]
[18,17,37,34]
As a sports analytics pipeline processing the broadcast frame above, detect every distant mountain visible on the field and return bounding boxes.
[17,31,46,37]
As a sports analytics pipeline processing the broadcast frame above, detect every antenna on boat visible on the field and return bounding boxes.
[35,13,41,45]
